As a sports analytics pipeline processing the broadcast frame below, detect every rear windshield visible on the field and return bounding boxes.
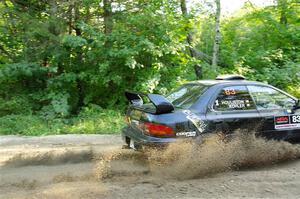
[166,84,208,109]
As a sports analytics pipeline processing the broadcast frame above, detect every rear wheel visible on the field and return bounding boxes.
[122,136,142,150]
[122,136,131,149]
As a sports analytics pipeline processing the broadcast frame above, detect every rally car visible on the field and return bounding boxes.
[122,75,300,149]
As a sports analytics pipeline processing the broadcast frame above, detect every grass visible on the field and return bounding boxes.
[0,106,125,136]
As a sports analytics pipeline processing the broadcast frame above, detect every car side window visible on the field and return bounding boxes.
[213,86,256,111]
[247,85,296,110]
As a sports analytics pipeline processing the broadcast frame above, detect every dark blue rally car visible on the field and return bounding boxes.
[122,75,300,149]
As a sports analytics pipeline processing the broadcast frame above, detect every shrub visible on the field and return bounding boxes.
[0,105,125,136]
[64,105,125,134]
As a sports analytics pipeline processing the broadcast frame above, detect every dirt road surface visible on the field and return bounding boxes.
[1,134,300,199]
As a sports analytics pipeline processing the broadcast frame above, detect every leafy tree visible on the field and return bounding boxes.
[0,0,196,118]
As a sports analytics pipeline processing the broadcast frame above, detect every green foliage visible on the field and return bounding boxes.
[64,105,125,134]
[0,95,33,116]
[62,35,87,48]
[0,115,49,136]
[0,106,125,136]
[0,0,195,118]
[218,3,300,93]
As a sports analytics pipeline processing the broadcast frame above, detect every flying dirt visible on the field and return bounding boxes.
[1,132,300,199]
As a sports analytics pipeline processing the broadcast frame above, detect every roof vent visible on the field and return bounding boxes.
[216,74,246,80]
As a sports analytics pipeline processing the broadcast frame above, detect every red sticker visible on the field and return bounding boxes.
[275,116,289,125]
[276,116,289,122]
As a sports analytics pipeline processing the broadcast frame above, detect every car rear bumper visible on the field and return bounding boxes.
[121,126,176,147]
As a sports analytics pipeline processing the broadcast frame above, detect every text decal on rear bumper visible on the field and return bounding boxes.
[176,131,197,137]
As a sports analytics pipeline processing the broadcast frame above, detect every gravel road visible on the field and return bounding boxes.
[1,134,300,199]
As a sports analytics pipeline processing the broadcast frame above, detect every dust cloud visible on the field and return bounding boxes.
[2,133,300,199]
[96,130,300,180]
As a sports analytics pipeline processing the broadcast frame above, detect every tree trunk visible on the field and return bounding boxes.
[180,0,202,79]
[49,0,57,17]
[212,0,221,72]
[74,3,81,36]
[277,0,288,25]
[103,0,113,35]
[74,3,84,112]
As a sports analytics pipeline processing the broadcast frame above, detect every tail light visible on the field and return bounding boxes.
[143,122,174,137]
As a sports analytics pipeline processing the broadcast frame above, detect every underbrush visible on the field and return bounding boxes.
[0,105,125,136]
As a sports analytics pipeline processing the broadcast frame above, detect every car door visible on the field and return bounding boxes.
[247,85,299,141]
[206,85,261,134]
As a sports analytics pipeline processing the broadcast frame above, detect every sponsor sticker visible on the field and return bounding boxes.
[176,131,197,137]
[183,110,207,133]
[275,116,289,125]
[274,115,300,129]
[220,99,245,109]
[215,99,251,109]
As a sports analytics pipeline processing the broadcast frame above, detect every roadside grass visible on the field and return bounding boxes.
[0,106,125,136]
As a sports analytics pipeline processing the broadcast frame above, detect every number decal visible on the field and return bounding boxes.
[215,100,219,107]
[224,89,236,95]
[291,115,300,123]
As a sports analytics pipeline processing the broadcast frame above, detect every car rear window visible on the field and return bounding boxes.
[166,84,208,109]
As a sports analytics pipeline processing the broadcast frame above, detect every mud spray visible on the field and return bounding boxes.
[95,130,300,180]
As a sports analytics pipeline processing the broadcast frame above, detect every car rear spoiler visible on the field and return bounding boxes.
[125,91,174,114]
